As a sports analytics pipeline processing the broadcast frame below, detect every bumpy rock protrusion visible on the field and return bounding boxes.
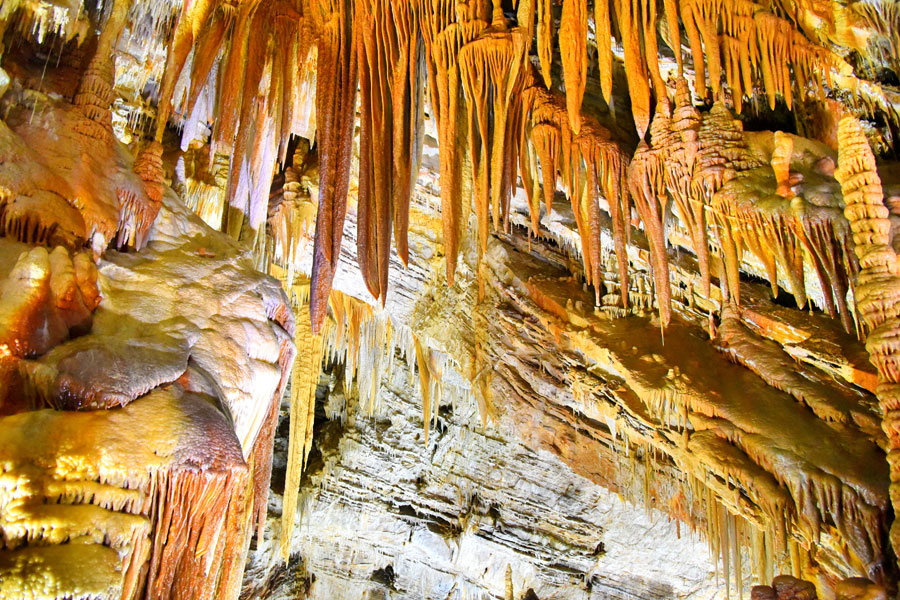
[117,141,165,249]
[836,114,900,567]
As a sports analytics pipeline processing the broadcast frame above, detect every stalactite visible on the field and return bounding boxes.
[414,334,435,444]
[181,4,235,132]
[459,15,530,263]
[665,79,711,296]
[417,0,487,285]
[695,102,758,304]
[324,290,399,415]
[280,282,325,562]
[518,119,543,235]
[641,0,668,104]
[836,115,900,562]
[671,0,836,110]
[154,0,218,142]
[681,1,706,93]
[524,84,632,307]
[152,0,315,254]
[579,124,631,308]
[689,0,723,99]
[529,86,564,216]
[536,0,554,88]
[593,0,613,105]
[391,1,425,269]
[210,0,258,157]
[662,0,683,75]
[628,142,671,328]
[310,0,359,333]
[559,0,587,134]
[356,0,424,303]
[223,0,305,241]
[534,121,562,215]
[614,0,651,138]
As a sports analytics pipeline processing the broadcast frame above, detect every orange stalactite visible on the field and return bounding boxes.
[418,0,487,285]
[181,3,234,130]
[681,0,706,93]
[310,0,359,333]
[533,121,562,216]
[536,0,554,88]
[614,0,651,139]
[691,0,723,99]
[356,0,424,303]
[579,123,631,309]
[665,79,710,296]
[674,0,835,110]
[662,0,683,75]
[211,0,259,156]
[154,0,220,143]
[152,0,311,241]
[459,19,530,258]
[559,0,587,134]
[527,85,569,216]
[698,103,756,305]
[524,84,631,308]
[722,36,744,112]
[595,0,613,104]
[518,113,543,235]
[357,0,394,303]
[391,0,424,269]
[642,0,668,104]
[628,141,671,328]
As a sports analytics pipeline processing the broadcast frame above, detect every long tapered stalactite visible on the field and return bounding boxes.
[417,0,487,285]
[279,281,325,561]
[628,141,671,328]
[356,0,424,303]
[559,0,587,135]
[309,0,359,332]
[459,9,530,272]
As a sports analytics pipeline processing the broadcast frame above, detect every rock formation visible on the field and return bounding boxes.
[0,0,898,598]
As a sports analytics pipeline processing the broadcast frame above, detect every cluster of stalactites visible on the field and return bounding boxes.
[140,0,849,335]
[520,84,632,309]
[309,0,359,333]
[536,0,837,140]
[355,0,424,305]
[457,16,530,272]
[153,0,316,245]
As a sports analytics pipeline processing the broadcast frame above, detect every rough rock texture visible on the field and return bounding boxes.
[245,361,725,600]
[0,89,294,599]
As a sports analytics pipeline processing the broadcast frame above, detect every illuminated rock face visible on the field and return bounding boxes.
[0,0,899,599]
[0,80,293,598]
